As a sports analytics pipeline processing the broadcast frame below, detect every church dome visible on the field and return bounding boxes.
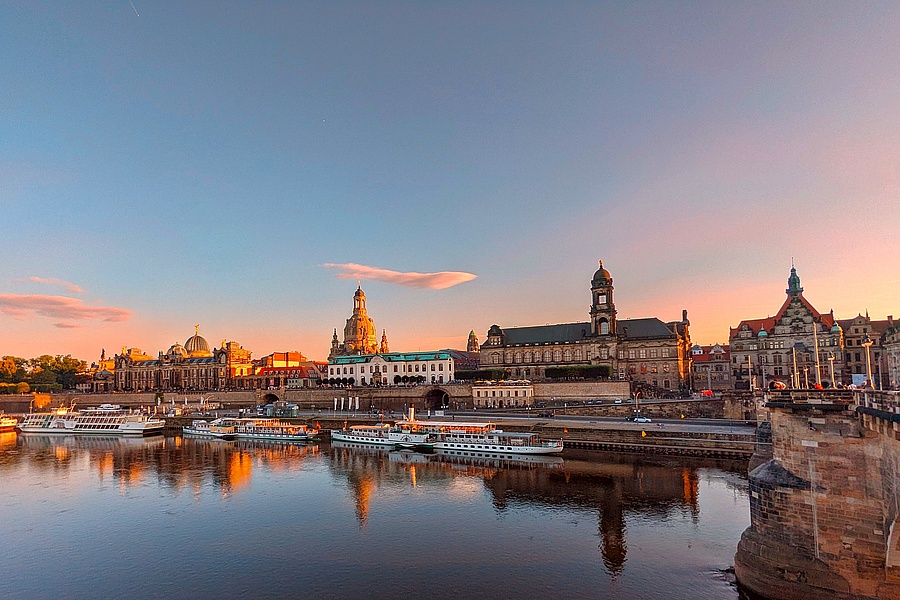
[167,343,187,357]
[185,326,211,357]
[592,260,612,284]
[831,323,842,333]
[757,329,768,337]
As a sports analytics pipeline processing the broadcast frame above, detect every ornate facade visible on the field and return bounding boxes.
[836,313,892,388]
[691,343,732,391]
[113,327,244,392]
[480,261,693,392]
[884,319,900,389]
[729,267,845,389]
[328,351,454,385]
[329,285,388,358]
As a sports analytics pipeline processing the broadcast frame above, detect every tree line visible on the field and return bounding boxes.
[0,355,88,394]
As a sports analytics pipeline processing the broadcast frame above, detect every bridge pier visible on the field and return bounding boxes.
[734,391,900,599]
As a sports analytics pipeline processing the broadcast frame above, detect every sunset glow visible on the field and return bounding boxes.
[1,2,897,361]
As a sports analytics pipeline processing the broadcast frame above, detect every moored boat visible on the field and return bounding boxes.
[330,422,435,451]
[182,418,237,440]
[396,414,563,455]
[0,414,17,433]
[18,406,164,436]
[219,418,317,442]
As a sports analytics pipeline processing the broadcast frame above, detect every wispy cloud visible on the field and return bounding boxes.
[54,322,85,329]
[0,294,132,322]
[323,263,477,290]
[18,276,85,294]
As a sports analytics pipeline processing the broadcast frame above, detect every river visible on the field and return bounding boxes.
[0,432,759,599]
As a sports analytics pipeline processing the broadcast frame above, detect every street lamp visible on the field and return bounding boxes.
[862,333,874,389]
[828,352,836,388]
[803,367,809,389]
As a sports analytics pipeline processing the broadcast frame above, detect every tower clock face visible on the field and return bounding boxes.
[598,294,607,305]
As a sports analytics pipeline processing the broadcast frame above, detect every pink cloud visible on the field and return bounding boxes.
[54,322,85,329]
[0,294,132,322]
[323,263,477,290]
[18,276,85,294]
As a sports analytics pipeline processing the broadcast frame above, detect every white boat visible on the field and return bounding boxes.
[330,422,435,451]
[217,418,317,442]
[182,418,236,440]
[17,406,164,436]
[0,414,17,433]
[396,411,563,455]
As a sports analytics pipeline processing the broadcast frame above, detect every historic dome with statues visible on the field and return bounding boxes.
[330,284,386,358]
[185,325,212,357]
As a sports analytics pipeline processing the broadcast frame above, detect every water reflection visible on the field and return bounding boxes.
[0,434,751,599]
[328,441,747,577]
[5,434,319,497]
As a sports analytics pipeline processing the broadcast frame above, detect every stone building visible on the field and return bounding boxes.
[327,351,454,386]
[729,267,845,389]
[691,343,732,391]
[884,319,900,389]
[837,313,892,388]
[472,380,534,408]
[329,285,389,358]
[113,326,242,392]
[480,261,692,393]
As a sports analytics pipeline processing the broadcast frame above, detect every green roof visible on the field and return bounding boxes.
[330,351,451,365]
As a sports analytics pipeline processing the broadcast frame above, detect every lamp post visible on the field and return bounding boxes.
[862,333,874,389]
[813,322,822,386]
[804,367,809,389]
[792,347,799,389]
[828,352,835,388]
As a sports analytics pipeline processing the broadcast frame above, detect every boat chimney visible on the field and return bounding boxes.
[409,406,415,422]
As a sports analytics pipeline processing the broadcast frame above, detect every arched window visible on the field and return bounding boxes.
[574,349,582,361]
[514,352,522,364]
[543,350,552,362]
[563,350,572,361]
[491,353,500,365]
[553,349,562,362]
[524,351,533,363]
[599,318,609,335]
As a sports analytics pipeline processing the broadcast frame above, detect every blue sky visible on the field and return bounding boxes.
[2,1,898,361]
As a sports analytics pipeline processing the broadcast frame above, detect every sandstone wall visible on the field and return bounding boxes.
[735,402,900,599]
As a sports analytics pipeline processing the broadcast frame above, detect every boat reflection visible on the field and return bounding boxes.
[328,441,748,576]
[0,434,319,497]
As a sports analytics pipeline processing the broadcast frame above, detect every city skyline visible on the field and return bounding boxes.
[2,2,898,361]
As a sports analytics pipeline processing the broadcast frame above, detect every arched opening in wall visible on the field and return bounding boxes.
[599,319,609,335]
[262,393,280,404]
[424,388,450,411]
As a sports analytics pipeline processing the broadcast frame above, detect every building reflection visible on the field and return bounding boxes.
[5,435,318,497]
[328,443,746,576]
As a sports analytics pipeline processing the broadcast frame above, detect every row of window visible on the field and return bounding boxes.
[330,363,449,376]
[474,389,529,397]
[490,346,675,364]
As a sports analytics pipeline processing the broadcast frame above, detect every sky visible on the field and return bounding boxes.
[1,1,898,363]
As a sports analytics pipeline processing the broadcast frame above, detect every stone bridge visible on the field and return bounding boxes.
[735,389,900,599]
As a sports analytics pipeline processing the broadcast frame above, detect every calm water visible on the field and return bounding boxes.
[0,432,754,599]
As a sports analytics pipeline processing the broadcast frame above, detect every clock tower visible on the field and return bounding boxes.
[590,260,616,336]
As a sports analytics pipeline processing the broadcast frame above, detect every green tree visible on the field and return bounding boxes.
[15,382,30,394]
[0,356,26,382]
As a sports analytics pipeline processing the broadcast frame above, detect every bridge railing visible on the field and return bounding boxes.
[854,390,900,415]
[760,389,854,405]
